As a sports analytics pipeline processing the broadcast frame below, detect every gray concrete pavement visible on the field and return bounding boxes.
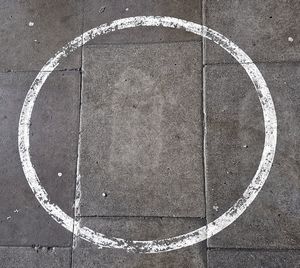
[205,0,300,64]
[205,63,300,249]
[0,0,82,72]
[0,247,71,268]
[80,42,204,217]
[72,217,206,267]
[208,250,300,268]
[83,0,202,44]
[0,0,299,267]
[0,71,79,246]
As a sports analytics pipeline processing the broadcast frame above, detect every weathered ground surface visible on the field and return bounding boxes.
[0,0,299,267]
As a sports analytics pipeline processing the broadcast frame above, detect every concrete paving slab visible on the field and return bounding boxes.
[0,0,82,72]
[72,217,206,267]
[83,0,202,44]
[205,0,300,64]
[0,71,80,246]
[207,249,300,268]
[205,63,300,248]
[79,42,204,217]
[0,247,70,268]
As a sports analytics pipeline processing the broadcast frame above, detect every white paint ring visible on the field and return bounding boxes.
[18,16,277,253]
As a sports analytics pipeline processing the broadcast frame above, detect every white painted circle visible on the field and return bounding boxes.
[18,16,277,253]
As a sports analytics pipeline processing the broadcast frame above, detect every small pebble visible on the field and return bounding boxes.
[288,36,294,42]
[213,205,219,211]
[125,7,129,11]
[58,172,62,177]
[243,144,248,148]
[102,192,107,197]
[28,21,34,27]
[7,216,11,220]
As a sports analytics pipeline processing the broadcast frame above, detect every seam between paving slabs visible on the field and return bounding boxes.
[208,247,300,252]
[0,69,81,74]
[78,215,206,220]
[2,59,296,77]
[1,59,299,75]
[71,2,85,267]
[201,2,209,266]
[0,68,82,74]
[202,61,300,70]
[201,0,207,229]
[82,39,202,47]
[0,245,71,249]
[203,59,300,66]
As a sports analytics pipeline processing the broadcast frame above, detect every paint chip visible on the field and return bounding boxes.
[28,21,34,27]
[58,172,62,177]
[288,37,294,42]
[14,209,19,213]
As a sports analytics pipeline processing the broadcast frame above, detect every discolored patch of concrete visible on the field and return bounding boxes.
[79,42,204,217]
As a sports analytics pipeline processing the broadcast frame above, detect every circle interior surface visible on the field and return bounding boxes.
[18,16,277,253]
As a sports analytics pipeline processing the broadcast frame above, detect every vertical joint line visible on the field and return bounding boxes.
[201,0,208,245]
[71,1,85,267]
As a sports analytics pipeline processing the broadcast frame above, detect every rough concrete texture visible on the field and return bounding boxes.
[79,42,204,217]
[0,0,82,72]
[205,0,300,64]
[83,0,202,44]
[0,0,299,267]
[0,71,80,246]
[0,247,71,268]
[208,249,300,268]
[205,63,300,248]
[72,217,206,267]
